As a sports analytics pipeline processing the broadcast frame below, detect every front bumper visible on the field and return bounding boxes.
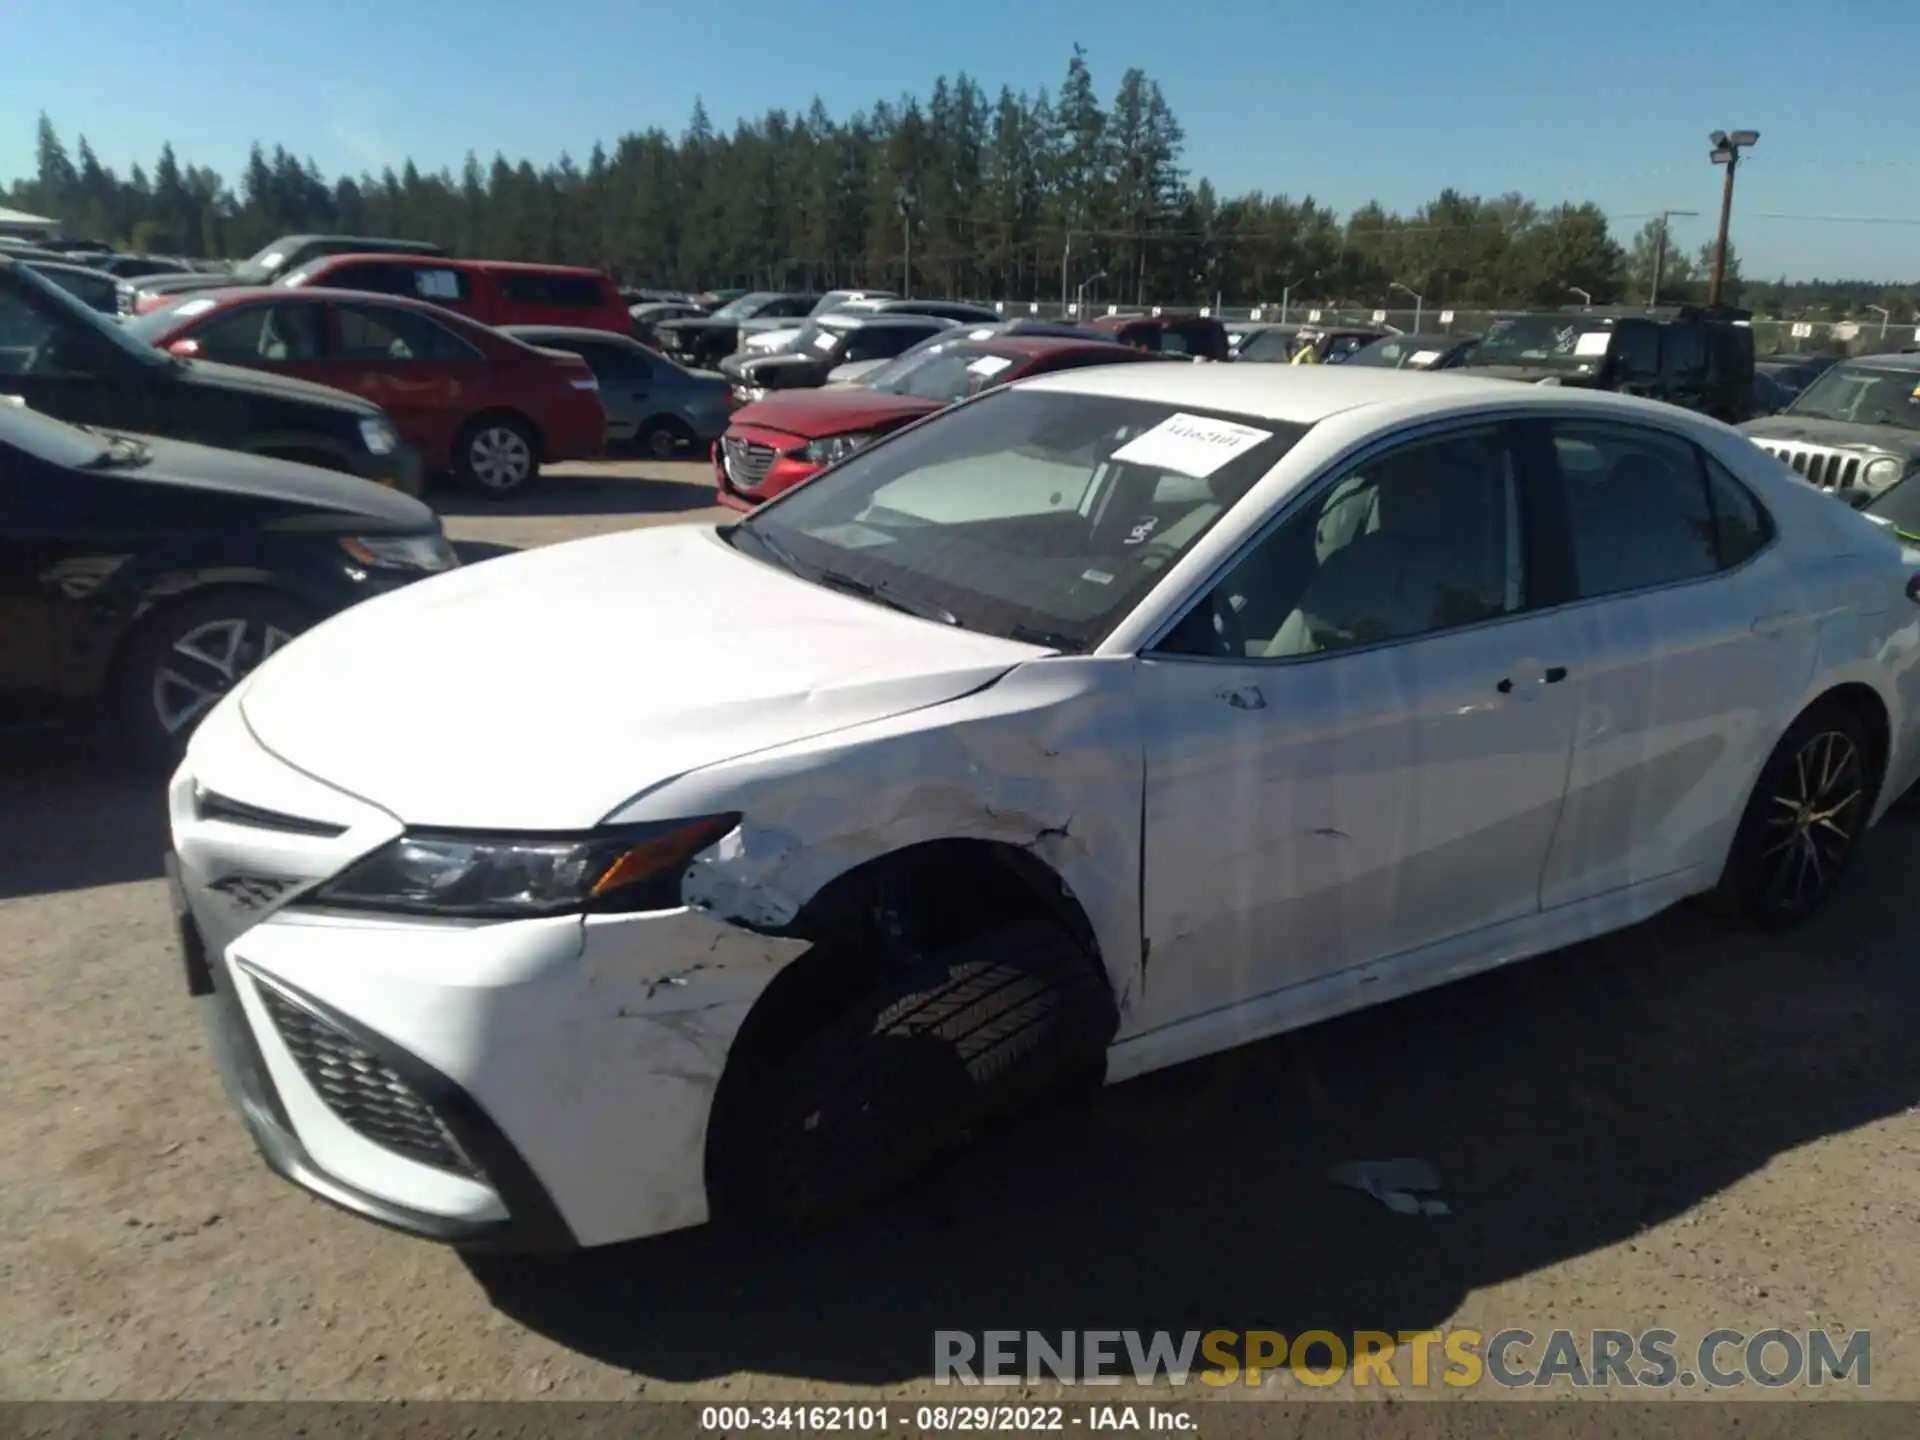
[167,700,808,1250]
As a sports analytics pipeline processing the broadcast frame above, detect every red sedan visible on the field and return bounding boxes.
[714,334,1159,510]
[125,288,607,496]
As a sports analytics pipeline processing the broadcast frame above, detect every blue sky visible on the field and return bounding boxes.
[3,0,1918,281]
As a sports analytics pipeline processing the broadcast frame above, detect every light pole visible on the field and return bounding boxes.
[1278,269,1319,323]
[1648,208,1699,307]
[1707,129,1759,307]
[1059,231,1079,317]
[1388,281,1423,333]
[1075,270,1107,320]
[1567,285,1592,308]
[1868,304,1891,338]
[894,186,917,299]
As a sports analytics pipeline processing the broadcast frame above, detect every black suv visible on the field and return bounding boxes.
[1458,305,1757,423]
[0,257,421,492]
[0,395,454,762]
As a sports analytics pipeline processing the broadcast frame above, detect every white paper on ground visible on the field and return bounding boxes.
[1573,330,1613,357]
[1110,412,1273,478]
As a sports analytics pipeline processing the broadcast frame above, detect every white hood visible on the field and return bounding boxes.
[237,525,1039,829]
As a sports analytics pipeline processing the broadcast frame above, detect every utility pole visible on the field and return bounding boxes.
[1059,231,1076,317]
[1706,130,1759,306]
[1647,209,1699,307]
[895,186,916,299]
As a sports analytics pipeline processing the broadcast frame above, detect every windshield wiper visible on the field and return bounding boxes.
[815,568,960,626]
[1006,623,1085,652]
[730,524,805,577]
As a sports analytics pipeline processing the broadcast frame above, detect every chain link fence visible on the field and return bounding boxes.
[966,299,1920,359]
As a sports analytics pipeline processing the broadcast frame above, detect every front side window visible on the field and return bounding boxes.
[1158,426,1523,660]
[1612,321,1660,384]
[1547,422,1719,598]
[177,305,272,362]
[737,389,1308,650]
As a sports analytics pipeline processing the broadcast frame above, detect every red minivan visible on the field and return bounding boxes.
[268,254,633,335]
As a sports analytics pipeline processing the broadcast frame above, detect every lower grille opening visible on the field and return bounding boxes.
[255,980,483,1181]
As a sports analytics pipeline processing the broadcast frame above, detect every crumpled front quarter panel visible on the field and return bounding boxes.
[606,658,1149,1024]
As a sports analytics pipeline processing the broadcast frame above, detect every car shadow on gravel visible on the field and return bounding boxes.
[470,826,1920,1387]
[432,469,718,520]
[0,730,170,900]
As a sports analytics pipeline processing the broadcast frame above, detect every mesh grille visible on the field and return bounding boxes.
[722,436,777,489]
[256,982,481,1179]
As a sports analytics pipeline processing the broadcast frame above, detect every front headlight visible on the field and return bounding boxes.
[313,814,742,918]
[1862,456,1902,492]
[797,433,872,465]
[358,416,399,455]
[338,532,458,572]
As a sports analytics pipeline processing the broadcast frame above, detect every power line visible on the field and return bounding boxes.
[1748,212,1920,226]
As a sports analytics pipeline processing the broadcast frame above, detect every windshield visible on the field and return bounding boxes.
[1345,337,1448,369]
[735,388,1309,651]
[788,317,855,356]
[1,265,170,374]
[1463,315,1614,370]
[1236,328,1300,362]
[711,292,779,321]
[1784,363,1920,431]
[868,342,1018,401]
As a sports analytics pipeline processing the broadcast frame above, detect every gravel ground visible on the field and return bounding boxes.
[4,457,1918,1403]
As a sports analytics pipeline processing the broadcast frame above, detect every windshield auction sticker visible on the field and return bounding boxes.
[1111,413,1272,478]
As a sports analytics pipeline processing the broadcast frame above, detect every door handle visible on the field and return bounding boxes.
[1497,665,1568,695]
[1751,611,1794,637]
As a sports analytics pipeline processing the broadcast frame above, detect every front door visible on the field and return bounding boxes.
[1133,422,1582,1031]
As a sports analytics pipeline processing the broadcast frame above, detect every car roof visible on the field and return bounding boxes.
[980,335,1139,359]
[297,253,605,278]
[154,284,508,335]
[499,324,637,341]
[821,312,956,329]
[1846,351,1920,373]
[1015,356,1668,425]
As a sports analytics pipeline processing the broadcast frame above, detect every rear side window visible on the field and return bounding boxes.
[496,272,608,307]
[1547,422,1720,598]
[335,303,480,362]
[1661,323,1707,384]
[411,268,470,303]
[1704,456,1773,566]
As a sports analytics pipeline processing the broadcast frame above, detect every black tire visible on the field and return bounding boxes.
[114,589,313,770]
[455,414,539,498]
[712,919,1113,1231]
[1714,701,1875,929]
[640,416,694,460]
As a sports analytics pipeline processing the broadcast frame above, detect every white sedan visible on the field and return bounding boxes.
[168,363,1920,1252]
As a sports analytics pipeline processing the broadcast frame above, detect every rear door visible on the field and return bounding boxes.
[1526,416,1811,908]
[322,301,488,465]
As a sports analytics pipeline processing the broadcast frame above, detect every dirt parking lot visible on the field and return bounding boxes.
[4,456,1920,1403]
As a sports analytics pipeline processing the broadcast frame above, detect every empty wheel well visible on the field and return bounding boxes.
[459,408,546,460]
[1812,681,1891,809]
[704,839,1113,1184]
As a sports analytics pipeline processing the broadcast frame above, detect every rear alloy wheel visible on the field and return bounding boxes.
[641,417,693,460]
[459,418,537,496]
[117,591,312,767]
[1717,703,1873,929]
